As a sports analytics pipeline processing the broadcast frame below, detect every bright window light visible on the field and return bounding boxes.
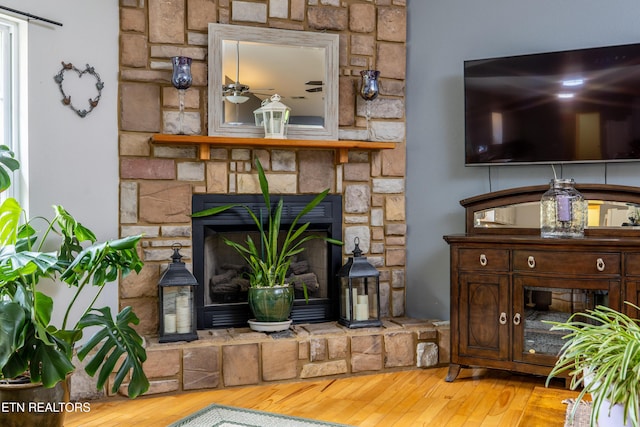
[0,14,27,205]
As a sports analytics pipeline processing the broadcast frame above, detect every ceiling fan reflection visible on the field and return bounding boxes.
[305,80,324,93]
[223,41,274,104]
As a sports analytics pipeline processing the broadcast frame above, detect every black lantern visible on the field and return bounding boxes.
[158,244,199,343]
[337,238,382,328]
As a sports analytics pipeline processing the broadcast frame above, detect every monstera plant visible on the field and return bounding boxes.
[0,146,149,399]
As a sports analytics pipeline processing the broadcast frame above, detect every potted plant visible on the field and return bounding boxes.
[545,302,640,427]
[0,147,149,426]
[192,157,341,331]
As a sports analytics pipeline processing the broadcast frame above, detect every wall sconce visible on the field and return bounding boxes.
[359,70,380,140]
[253,94,291,139]
[158,244,199,343]
[360,70,380,101]
[171,56,193,134]
[337,238,382,328]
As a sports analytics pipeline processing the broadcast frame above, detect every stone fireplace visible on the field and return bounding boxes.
[101,0,450,400]
[192,193,343,328]
[119,0,409,338]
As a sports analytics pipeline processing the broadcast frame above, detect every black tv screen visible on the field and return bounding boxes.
[464,42,640,165]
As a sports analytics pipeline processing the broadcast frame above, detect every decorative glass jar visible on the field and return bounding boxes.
[540,179,587,238]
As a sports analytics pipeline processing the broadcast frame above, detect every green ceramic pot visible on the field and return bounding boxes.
[248,285,294,322]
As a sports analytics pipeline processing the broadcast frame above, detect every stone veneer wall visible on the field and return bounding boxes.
[118,0,408,337]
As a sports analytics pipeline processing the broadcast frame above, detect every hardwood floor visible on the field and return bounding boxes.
[64,367,578,426]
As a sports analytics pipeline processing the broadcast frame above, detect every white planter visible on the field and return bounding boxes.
[584,371,640,427]
[596,399,639,427]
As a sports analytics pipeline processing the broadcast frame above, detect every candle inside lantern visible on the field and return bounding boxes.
[355,304,368,321]
[357,295,368,306]
[352,289,359,314]
[344,288,351,320]
[164,314,177,334]
[176,295,191,333]
[356,295,369,320]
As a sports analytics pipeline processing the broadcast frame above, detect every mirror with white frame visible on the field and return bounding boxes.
[208,23,339,140]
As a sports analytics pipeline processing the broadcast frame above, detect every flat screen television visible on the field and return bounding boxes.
[464,42,640,166]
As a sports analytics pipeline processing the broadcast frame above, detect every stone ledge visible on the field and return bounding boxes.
[145,318,440,348]
[98,318,450,400]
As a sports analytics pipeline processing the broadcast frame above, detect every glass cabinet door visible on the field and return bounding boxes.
[513,276,618,366]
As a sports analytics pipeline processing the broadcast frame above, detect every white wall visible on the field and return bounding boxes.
[406,0,640,320]
[1,1,119,326]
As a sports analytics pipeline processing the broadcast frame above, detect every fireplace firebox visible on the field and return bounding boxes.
[192,194,343,329]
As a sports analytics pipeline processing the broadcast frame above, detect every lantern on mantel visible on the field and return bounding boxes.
[253,94,291,139]
[337,238,382,329]
[158,244,199,343]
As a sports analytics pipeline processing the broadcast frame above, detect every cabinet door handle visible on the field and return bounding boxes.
[527,256,536,269]
[513,313,521,325]
[596,258,605,272]
[499,312,507,325]
[479,254,488,266]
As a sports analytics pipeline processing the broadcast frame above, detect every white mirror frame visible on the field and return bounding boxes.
[208,23,339,140]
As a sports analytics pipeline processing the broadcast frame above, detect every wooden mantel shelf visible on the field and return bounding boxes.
[151,134,396,163]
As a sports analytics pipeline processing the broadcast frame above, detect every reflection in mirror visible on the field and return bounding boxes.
[222,41,325,127]
[474,201,640,229]
[208,24,339,139]
[474,202,539,228]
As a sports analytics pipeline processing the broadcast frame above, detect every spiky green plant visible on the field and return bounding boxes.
[192,157,342,296]
[545,302,640,427]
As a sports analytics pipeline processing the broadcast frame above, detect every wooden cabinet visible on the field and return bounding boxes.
[445,235,633,381]
[444,184,640,382]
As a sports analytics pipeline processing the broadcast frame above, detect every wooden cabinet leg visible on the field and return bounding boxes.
[445,364,461,382]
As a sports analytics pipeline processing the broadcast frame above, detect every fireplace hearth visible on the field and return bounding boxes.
[192,194,343,329]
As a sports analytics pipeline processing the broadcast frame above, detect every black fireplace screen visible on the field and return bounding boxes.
[205,230,330,304]
[192,194,343,329]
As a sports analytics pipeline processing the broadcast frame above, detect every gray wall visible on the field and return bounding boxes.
[406,0,640,320]
[1,1,119,327]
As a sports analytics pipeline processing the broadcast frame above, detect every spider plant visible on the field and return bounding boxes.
[545,302,640,427]
[192,157,342,294]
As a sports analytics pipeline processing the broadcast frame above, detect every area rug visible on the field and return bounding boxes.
[563,399,592,427]
[168,404,355,427]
